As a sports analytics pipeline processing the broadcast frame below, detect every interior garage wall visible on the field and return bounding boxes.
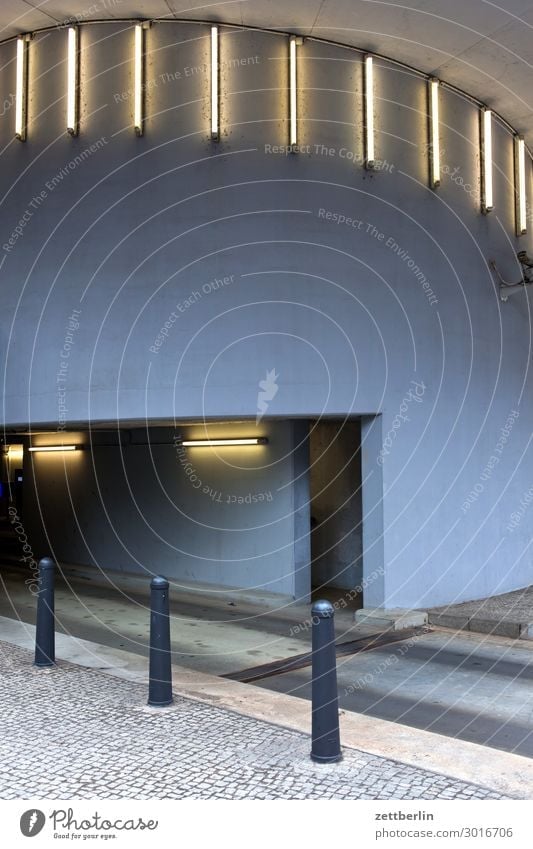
[1,23,533,608]
[22,421,307,598]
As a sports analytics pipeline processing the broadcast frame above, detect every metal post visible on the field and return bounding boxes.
[310,599,342,762]
[34,557,55,668]
[148,576,173,707]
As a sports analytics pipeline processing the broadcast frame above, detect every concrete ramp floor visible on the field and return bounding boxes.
[3,561,533,759]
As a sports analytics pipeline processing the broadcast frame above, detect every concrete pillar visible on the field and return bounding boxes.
[360,414,385,608]
[292,420,311,603]
[356,416,429,631]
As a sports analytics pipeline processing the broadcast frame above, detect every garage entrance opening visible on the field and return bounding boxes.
[309,419,362,606]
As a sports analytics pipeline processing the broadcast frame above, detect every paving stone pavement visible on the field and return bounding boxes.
[0,641,509,800]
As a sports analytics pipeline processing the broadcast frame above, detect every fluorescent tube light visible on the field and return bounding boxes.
[364,54,375,168]
[67,26,79,135]
[211,25,219,140]
[289,35,298,147]
[429,78,440,188]
[481,108,493,213]
[516,136,527,235]
[29,445,79,453]
[134,23,144,135]
[15,35,28,140]
[181,438,268,447]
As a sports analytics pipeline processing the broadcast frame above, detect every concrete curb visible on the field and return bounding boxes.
[429,611,533,641]
[0,615,531,798]
[356,606,428,630]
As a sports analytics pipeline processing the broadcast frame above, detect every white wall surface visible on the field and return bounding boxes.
[1,24,532,606]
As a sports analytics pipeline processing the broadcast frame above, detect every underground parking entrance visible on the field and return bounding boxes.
[0,414,375,676]
[0,415,369,663]
[0,416,370,609]
[4,417,533,758]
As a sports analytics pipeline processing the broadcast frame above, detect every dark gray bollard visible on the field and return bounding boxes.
[310,599,342,763]
[34,557,55,668]
[148,576,173,707]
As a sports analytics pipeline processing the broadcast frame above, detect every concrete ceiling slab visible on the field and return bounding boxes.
[0,1,59,39]
[1,0,533,144]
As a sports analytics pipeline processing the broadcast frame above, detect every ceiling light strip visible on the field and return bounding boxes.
[364,54,375,168]
[67,26,79,135]
[134,23,144,135]
[428,78,440,188]
[211,25,219,140]
[15,35,29,140]
[29,445,79,452]
[182,438,268,447]
[481,108,493,213]
[516,135,527,235]
[289,35,298,148]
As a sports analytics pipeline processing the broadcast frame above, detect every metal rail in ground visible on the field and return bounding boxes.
[222,626,429,684]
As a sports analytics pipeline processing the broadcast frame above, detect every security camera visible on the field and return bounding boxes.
[499,282,527,301]
[518,251,533,269]
[518,253,533,287]
[489,257,533,301]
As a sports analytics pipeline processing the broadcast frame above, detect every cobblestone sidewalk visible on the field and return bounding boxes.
[0,641,508,800]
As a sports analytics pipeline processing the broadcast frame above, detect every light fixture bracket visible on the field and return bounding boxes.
[490,255,533,301]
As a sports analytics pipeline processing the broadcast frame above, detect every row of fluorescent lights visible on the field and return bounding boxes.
[16,26,79,138]
[15,24,213,140]
[26,438,267,452]
[220,36,529,231]
[428,80,527,232]
[13,26,529,233]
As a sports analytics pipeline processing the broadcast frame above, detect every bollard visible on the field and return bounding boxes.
[34,557,55,668]
[148,576,173,707]
[310,599,342,763]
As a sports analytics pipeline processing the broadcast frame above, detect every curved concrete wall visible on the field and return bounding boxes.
[2,22,533,607]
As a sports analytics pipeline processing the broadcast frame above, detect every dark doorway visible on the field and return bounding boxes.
[309,420,362,601]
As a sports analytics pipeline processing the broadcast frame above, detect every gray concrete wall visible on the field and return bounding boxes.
[1,24,533,606]
[22,422,304,597]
